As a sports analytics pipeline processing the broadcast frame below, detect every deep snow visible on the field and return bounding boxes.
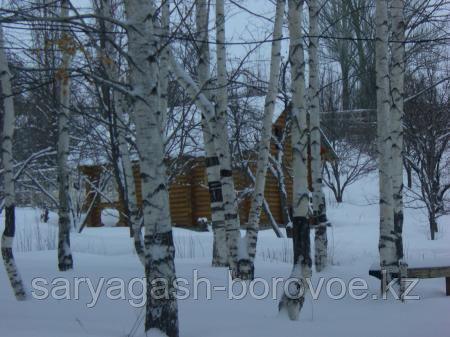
[0,174,449,337]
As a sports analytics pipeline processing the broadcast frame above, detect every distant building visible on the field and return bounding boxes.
[79,106,337,229]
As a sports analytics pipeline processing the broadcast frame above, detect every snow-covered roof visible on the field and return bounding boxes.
[243,95,287,123]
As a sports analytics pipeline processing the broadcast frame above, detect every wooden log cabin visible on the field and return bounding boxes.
[79,107,337,229]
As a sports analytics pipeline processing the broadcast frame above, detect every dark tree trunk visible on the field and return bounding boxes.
[404,160,412,189]
[429,212,438,240]
[341,63,350,110]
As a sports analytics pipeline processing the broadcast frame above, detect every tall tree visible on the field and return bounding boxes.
[214,0,242,275]
[158,0,170,133]
[390,0,405,259]
[57,0,74,271]
[195,0,227,267]
[169,49,244,276]
[116,91,145,265]
[320,0,354,110]
[279,0,312,320]
[308,0,328,272]
[123,0,179,335]
[404,73,449,240]
[0,23,26,300]
[238,0,285,280]
[168,0,264,277]
[375,0,396,292]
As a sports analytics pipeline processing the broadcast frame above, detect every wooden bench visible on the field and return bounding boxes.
[369,262,450,296]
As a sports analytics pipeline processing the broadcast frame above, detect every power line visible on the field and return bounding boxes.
[1,22,448,45]
[155,33,450,45]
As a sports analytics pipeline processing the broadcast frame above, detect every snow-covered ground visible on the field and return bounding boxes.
[1,174,449,337]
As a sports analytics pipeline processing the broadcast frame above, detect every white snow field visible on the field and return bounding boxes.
[1,174,449,337]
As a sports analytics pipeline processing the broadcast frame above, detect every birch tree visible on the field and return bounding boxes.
[57,0,74,271]
[279,0,312,320]
[375,0,397,292]
[159,0,170,133]
[404,72,449,240]
[390,0,405,263]
[168,2,244,276]
[116,92,145,266]
[0,23,26,300]
[123,0,178,335]
[214,0,242,275]
[268,102,292,228]
[308,0,328,272]
[195,0,227,267]
[237,0,285,280]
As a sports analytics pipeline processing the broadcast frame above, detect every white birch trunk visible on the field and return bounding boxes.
[124,1,178,335]
[195,0,227,267]
[57,0,73,271]
[308,0,328,272]
[0,23,26,300]
[271,131,292,227]
[168,49,245,276]
[159,0,170,133]
[375,0,397,292]
[116,92,145,266]
[214,0,242,276]
[390,0,405,266]
[237,0,285,280]
[246,166,284,238]
[279,0,311,320]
